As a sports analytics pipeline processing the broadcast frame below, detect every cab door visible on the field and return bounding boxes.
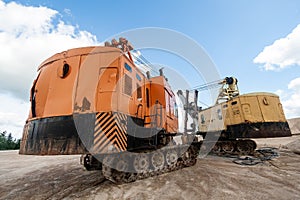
[96,67,118,112]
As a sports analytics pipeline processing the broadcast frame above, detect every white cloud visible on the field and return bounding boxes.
[253,24,300,71]
[0,0,99,138]
[285,77,300,117]
[280,77,300,118]
[0,0,99,99]
[0,93,30,139]
[274,89,284,97]
[287,77,300,90]
[254,24,300,119]
[63,8,72,16]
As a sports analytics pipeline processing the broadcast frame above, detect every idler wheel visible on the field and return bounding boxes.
[151,151,165,170]
[133,153,150,173]
[212,143,222,154]
[221,142,235,153]
[237,140,256,155]
[115,155,129,172]
[166,149,178,166]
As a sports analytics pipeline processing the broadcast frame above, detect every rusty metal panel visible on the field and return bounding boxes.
[19,115,90,155]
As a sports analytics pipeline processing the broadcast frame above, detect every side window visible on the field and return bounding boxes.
[136,73,141,81]
[165,90,174,116]
[217,109,222,120]
[136,83,142,99]
[124,63,132,72]
[124,74,132,96]
[165,91,170,115]
[174,102,178,118]
[57,63,70,78]
[146,88,150,107]
[231,101,237,105]
[201,114,205,124]
[170,95,175,116]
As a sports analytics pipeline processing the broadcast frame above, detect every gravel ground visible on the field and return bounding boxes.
[0,135,300,200]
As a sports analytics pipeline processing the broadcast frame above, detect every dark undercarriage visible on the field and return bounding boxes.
[198,121,292,140]
[19,113,176,155]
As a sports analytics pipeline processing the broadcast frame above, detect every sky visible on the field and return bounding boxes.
[1,0,300,138]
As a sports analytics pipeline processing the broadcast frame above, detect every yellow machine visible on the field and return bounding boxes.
[197,77,291,154]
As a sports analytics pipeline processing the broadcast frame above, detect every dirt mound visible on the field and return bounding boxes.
[288,117,300,135]
[285,138,300,155]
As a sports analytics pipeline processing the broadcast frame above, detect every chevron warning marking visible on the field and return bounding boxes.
[93,112,128,153]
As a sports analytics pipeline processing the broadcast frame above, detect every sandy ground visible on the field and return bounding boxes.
[1,135,300,200]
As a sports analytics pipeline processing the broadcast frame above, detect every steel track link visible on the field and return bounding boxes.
[99,142,201,184]
[208,139,257,156]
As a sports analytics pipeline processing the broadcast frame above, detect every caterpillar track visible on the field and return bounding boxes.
[82,142,201,184]
[202,140,257,156]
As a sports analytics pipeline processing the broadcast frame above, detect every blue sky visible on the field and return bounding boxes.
[11,0,299,91]
[1,0,300,138]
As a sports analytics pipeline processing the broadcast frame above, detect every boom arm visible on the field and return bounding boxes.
[192,77,240,105]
